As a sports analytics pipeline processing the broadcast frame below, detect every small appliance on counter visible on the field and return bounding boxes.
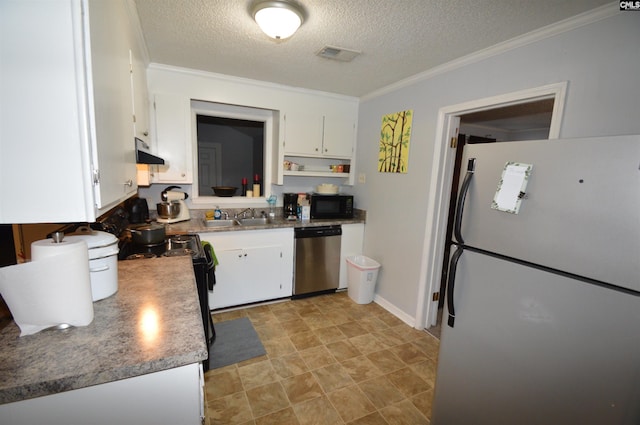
[157,186,191,224]
[308,193,354,219]
[65,227,119,301]
[283,193,298,220]
[126,197,149,224]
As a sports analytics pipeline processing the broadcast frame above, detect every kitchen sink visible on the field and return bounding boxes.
[203,219,239,227]
[238,217,271,226]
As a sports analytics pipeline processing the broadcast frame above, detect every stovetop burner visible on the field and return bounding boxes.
[119,233,205,261]
[126,252,157,260]
[163,248,196,258]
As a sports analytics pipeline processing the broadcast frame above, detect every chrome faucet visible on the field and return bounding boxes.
[220,210,229,220]
[234,208,254,219]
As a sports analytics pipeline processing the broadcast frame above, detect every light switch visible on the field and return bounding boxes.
[358,173,366,184]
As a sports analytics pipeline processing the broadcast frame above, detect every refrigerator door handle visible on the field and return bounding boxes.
[453,158,476,244]
[446,245,464,328]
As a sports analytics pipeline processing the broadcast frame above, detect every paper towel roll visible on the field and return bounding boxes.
[0,238,94,336]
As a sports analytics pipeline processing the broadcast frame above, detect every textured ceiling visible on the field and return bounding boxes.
[133,0,611,97]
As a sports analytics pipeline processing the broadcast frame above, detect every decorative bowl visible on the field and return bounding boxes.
[212,186,238,197]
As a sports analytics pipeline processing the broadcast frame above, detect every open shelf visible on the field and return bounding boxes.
[283,170,349,178]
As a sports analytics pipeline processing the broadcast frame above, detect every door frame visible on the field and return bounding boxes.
[416,82,568,329]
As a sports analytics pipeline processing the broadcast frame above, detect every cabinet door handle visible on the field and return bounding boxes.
[124,179,133,187]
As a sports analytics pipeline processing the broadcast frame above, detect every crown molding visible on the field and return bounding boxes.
[361,2,618,101]
[148,63,359,102]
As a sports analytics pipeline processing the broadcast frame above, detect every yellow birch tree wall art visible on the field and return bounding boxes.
[378,110,413,173]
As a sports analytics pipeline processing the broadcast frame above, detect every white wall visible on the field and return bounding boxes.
[354,11,640,321]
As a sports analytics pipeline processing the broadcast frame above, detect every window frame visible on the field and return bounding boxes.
[190,100,275,206]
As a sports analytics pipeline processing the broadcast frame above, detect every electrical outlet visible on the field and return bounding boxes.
[358,173,366,184]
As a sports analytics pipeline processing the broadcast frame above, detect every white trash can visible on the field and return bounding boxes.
[346,255,381,304]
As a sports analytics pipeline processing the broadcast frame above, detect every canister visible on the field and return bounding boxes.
[65,227,119,301]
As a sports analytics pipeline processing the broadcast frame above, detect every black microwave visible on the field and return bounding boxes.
[309,194,354,219]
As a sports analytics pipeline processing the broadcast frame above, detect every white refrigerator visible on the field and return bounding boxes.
[431,135,640,424]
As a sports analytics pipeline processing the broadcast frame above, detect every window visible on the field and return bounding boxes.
[191,100,276,204]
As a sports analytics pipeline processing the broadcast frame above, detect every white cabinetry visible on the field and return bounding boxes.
[150,93,193,183]
[0,364,203,425]
[279,96,357,183]
[0,0,138,223]
[283,107,355,158]
[323,111,357,158]
[282,109,324,156]
[129,42,150,143]
[200,229,294,309]
[339,223,365,289]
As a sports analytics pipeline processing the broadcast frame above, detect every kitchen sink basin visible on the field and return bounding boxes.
[203,219,239,227]
[238,217,271,226]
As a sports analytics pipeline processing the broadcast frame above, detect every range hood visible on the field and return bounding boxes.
[135,138,165,165]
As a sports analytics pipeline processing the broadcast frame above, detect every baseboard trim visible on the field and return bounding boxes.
[373,294,416,328]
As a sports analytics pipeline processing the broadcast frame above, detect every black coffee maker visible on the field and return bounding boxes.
[283,193,298,220]
[127,197,149,224]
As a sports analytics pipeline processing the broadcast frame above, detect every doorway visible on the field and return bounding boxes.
[417,82,567,332]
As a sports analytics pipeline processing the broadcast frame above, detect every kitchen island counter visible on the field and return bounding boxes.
[0,256,207,405]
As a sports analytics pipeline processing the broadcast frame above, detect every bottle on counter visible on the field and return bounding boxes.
[253,174,261,197]
[241,177,248,196]
[214,206,222,220]
[267,195,277,219]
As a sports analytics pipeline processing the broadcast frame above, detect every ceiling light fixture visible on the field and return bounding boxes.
[252,1,304,40]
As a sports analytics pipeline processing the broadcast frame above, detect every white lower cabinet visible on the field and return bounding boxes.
[200,229,294,309]
[339,223,365,289]
[0,363,203,425]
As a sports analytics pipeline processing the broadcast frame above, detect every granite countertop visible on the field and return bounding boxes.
[162,208,366,235]
[0,256,207,405]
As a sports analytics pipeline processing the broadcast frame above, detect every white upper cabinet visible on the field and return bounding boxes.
[150,93,193,183]
[130,47,150,143]
[88,0,138,209]
[283,99,356,159]
[0,0,139,223]
[323,110,356,158]
[283,109,324,156]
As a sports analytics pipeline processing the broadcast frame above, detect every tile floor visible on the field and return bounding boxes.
[204,291,439,425]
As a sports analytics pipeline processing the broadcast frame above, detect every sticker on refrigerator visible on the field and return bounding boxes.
[491,162,532,214]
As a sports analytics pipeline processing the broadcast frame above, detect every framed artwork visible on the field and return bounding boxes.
[378,109,413,173]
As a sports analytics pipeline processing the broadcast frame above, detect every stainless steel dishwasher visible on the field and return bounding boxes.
[293,225,342,298]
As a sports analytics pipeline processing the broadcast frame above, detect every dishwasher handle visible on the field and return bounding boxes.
[294,225,342,238]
